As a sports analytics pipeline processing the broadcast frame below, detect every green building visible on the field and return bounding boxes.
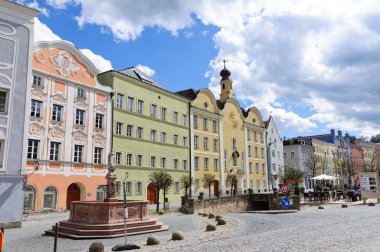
[98,67,190,205]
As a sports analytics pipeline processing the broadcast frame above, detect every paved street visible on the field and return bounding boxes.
[3,203,380,251]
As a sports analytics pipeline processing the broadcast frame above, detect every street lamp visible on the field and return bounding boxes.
[33,159,40,171]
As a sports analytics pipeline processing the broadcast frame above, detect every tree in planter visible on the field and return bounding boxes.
[226,173,237,196]
[180,175,192,196]
[280,165,305,187]
[202,173,215,198]
[149,171,173,212]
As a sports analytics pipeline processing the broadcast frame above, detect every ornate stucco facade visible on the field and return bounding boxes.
[0,1,39,227]
[25,41,112,212]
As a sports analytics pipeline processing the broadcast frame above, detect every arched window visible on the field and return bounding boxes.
[232,152,238,167]
[232,138,237,150]
[43,186,57,210]
[96,185,105,201]
[24,185,36,211]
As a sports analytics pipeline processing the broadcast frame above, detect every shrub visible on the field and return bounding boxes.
[208,213,215,219]
[368,202,375,206]
[147,235,160,245]
[318,206,324,210]
[198,212,204,216]
[217,219,226,225]
[341,204,348,208]
[89,242,104,252]
[206,224,216,231]
[294,185,301,196]
[315,184,323,192]
[215,215,223,221]
[172,231,184,240]
[202,213,208,217]
[158,211,164,215]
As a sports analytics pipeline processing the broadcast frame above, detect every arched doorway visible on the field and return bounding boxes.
[66,183,81,209]
[147,183,156,204]
[213,180,219,197]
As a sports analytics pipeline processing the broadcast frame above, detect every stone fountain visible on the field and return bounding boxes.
[45,153,168,239]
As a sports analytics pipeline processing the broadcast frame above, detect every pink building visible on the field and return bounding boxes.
[24,41,112,212]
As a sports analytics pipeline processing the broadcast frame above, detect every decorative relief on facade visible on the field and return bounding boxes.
[94,104,106,113]
[74,98,88,109]
[82,68,90,78]
[0,61,12,86]
[72,130,87,144]
[50,51,79,78]
[50,93,66,105]
[29,122,44,137]
[93,133,106,146]
[229,112,238,128]
[35,52,45,63]
[0,22,16,35]
[31,87,47,100]
[48,126,64,140]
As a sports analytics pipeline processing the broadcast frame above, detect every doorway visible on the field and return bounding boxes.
[213,180,219,197]
[66,183,81,209]
[147,183,156,204]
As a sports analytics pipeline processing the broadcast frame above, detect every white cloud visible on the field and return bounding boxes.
[25,1,49,16]
[46,0,79,9]
[136,65,155,78]
[34,18,113,73]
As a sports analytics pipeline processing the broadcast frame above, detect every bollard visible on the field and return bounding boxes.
[0,227,4,252]
[54,223,58,252]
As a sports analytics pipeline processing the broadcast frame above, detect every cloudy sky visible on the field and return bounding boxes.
[21,0,380,139]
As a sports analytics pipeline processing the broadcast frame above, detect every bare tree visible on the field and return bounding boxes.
[180,175,192,196]
[226,173,237,196]
[202,173,215,198]
[280,165,305,186]
[149,171,173,212]
[305,154,320,178]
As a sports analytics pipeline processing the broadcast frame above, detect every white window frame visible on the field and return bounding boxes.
[73,145,84,163]
[137,126,143,139]
[151,130,156,141]
[126,124,133,137]
[49,142,61,161]
[194,135,199,148]
[95,113,104,129]
[116,122,123,135]
[173,111,178,123]
[151,104,157,118]
[115,152,122,165]
[214,159,218,171]
[212,120,217,132]
[174,135,178,145]
[193,115,198,127]
[127,96,134,112]
[137,99,144,114]
[75,109,85,126]
[126,153,133,166]
[116,93,124,109]
[136,154,143,167]
[161,107,167,120]
[94,147,103,164]
[194,156,199,170]
[150,156,156,168]
[204,158,209,171]
[31,99,42,118]
[27,139,40,160]
[52,104,63,122]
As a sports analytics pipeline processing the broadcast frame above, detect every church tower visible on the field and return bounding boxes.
[219,61,234,103]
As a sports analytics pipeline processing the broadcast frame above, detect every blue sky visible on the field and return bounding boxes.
[22,0,380,139]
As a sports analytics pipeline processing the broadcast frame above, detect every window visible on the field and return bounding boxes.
[232,138,237,150]
[161,107,167,120]
[212,120,217,132]
[173,135,178,145]
[194,179,200,190]
[247,129,251,140]
[0,91,7,113]
[183,137,187,146]
[75,109,85,125]
[27,139,39,159]
[125,181,132,195]
[272,163,276,172]
[249,162,252,173]
[136,182,142,195]
[243,179,247,188]
[291,152,295,159]
[194,135,199,148]
[94,147,103,164]
[115,181,121,196]
[214,159,218,171]
[127,125,133,137]
[174,159,178,169]
[161,132,166,143]
[33,75,42,86]
[31,99,42,117]
[183,160,187,170]
[116,94,124,109]
[137,127,143,139]
[250,179,253,188]
[127,97,134,112]
[95,113,104,129]
[50,142,61,161]
[174,182,180,193]
[137,100,144,114]
[283,153,287,160]
[173,111,178,123]
[203,117,208,130]
[256,180,261,189]
[151,104,157,118]
[116,122,123,134]
[126,154,133,166]
[233,153,238,166]
[254,131,257,142]
[194,157,199,170]
[272,149,275,157]
[278,151,280,158]
[256,163,259,174]
[77,88,85,98]
[261,148,265,158]
[262,164,265,174]
[151,156,156,168]
[193,115,198,127]
[115,152,122,165]
[204,137,209,150]
[213,139,218,151]
[248,146,252,157]
[204,158,209,171]
[43,187,57,210]
[137,155,143,166]
[74,145,83,163]
[52,104,63,121]
[255,147,258,158]
[151,130,156,141]
[161,157,166,168]
[260,133,264,143]
[183,114,187,126]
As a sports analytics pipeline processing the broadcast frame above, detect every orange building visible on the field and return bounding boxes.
[24,41,112,212]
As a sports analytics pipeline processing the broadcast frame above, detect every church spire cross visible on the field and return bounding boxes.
[223,59,228,69]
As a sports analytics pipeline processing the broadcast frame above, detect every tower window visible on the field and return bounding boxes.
[223,84,225,89]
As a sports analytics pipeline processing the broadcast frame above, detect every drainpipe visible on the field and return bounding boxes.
[265,131,272,191]
[188,104,192,198]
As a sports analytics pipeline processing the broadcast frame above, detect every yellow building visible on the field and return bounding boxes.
[177,65,267,196]
[359,142,377,169]
[312,139,335,175]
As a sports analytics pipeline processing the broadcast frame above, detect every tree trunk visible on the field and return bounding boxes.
[163,188,166,209]
[156,189,160,212]
[209,185,211,198]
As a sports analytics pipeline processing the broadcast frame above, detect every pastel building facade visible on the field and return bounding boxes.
[25,41,112,212]
[98,67,190,204]
[0,1,39,227]
[177,66,268,197]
